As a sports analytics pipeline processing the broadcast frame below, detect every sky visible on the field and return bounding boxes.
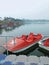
[0,0,49,19]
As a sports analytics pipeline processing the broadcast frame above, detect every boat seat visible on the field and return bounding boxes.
[27,32,34,39]
[43,38,49,46]
[27,32,34,43]
[35,34,42,39]
[21,35,26,40]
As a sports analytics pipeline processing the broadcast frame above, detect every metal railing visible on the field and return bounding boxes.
[0,36,16,55]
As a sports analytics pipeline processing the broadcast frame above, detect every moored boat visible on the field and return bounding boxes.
[3,32,42,53]
[38,37,49,51]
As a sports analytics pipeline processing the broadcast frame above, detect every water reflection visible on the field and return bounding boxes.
[0,23,49,35]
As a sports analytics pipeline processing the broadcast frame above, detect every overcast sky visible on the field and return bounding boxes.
[0,0,49,19]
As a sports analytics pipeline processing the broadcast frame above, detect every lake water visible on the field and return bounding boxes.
[0,23,49,36]
[0,23,49,56]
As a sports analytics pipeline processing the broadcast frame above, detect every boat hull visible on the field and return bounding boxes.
[38,37,49,53]
[4,42,38,55]
[38,47,49,56]
[11,42,38,53]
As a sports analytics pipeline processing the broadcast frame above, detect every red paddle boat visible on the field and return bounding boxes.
[3,32,42,53]
[38,37,49,51]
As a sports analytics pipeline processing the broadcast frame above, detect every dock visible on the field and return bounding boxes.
[0,55,49,65]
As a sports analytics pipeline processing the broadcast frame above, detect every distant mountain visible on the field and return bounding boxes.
[0,17,49,24]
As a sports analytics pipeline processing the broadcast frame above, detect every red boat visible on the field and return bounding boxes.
[38,37,49,51]
[3,32,42,53]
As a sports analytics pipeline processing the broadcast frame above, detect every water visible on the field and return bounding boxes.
[0,23,49,56]
[0,23,49,36]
